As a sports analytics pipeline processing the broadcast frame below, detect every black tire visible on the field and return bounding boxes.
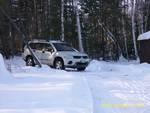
[77,67,86,71]
[54,58,65,70]
[26,56,35,66]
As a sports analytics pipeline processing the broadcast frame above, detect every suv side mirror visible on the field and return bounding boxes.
[42,48,45,53]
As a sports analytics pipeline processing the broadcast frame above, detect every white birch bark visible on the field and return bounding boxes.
[76,7,84,52]
[131,0,138,59]
[74,1,84,52]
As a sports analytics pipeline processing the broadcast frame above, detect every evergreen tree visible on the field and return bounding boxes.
[0,0,150,60]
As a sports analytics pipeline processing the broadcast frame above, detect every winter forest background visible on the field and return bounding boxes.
[0,0,149,61]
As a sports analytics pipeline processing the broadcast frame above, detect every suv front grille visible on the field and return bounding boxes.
[73,56,88,59]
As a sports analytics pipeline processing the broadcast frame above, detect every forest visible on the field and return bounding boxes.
[0,0,150,60]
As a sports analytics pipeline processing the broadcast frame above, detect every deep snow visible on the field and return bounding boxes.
[0,54,14,82]
[1,54,150,113]
[0,54,93,113]
[85,60,150,113]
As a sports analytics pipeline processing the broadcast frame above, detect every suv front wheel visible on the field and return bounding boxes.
[77,67,86,71]
[26,56,35,66]
[54,58,65,70]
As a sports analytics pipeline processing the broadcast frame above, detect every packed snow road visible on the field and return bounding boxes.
[81,60,150,113]
[76,72,150,113]
[1,55,93,113]
[1,55,150,113]
[0,72,93,113]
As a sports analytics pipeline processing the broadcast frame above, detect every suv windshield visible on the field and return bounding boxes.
[52,43,75,51]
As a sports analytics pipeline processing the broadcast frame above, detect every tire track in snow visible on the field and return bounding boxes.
[75,72,150,113]
[75,72,119,113]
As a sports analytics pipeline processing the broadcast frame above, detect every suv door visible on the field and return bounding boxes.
[30,43,43,62]
[40,43,54,65]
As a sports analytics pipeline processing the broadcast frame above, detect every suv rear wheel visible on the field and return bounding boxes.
[54,58,65,70]
[26,56,35,66]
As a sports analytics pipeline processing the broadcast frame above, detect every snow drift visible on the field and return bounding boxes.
[0,53,11,75]
[86,60,150,77]
[0,53,13,82]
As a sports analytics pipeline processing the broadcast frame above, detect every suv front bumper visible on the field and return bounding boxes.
[64,58,90,68]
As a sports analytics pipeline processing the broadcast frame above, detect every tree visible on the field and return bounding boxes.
[80,0,123,60]
[131,0,138,59]
[1,0,150,61]
[74,0,84,52]
[0,0,12,58]
[61,0,65,41]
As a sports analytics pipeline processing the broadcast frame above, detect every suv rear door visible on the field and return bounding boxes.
[40,43,54,65]
[30,43,43,62]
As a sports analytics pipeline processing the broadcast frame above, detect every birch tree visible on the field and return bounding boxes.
[131,0,138,59]
[74,0,84,52]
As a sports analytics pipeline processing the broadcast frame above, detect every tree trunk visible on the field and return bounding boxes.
[122,17,129,61]
[74,0,84,52]
[0,7,42,67]
[61,0,64,41]
[33,0,38,37]
[76,6,84,52]
[131,0,138,59]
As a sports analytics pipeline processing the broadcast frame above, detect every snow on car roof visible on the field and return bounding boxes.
[29,39,63,43]
[49,40,63,43]
[138,31,150,41]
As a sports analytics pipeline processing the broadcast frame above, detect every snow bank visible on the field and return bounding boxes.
[0,54,11,76]
[0,54,13,82]
[12,64,67,78]
[86,60,105,71]
[138,31,150,40]
[0,55,93,113]
[86,60,150,77]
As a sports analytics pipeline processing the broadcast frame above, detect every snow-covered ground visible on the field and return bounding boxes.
[1,54,93,113]
[84,60,150,113]
[1,54,150,113]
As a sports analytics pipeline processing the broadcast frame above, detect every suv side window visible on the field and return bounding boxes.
[31,43,44,51]
[29,43,35,49]
[29,43,53,52]
[37,43,44,50]
[44,43,54,53]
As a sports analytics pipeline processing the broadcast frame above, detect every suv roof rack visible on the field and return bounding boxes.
[29,39,47,43]
[28,39,64,43]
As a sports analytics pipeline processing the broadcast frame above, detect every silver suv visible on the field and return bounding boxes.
[22,40,90,71]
